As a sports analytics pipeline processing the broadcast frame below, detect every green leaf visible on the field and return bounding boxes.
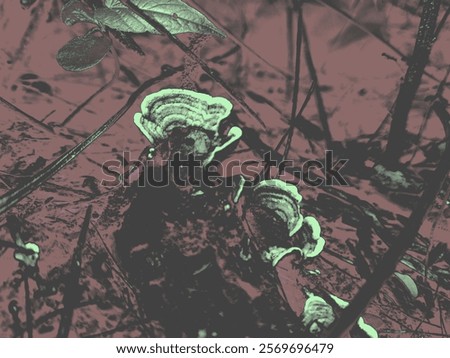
[94,0,224,37]
[61,0,98,26]
[56,30,112,72]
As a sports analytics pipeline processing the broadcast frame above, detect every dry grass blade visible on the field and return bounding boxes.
[0,96,54,134]
[282,3,304,162]
[302,16,332,147]
[384,0,442,166]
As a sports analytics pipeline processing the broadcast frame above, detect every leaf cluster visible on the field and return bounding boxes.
[57,0,224,71]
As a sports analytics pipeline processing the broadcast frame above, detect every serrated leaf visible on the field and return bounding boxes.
[94,0,224,37]
[427,242,448,267]
[56,31,112,72]
[61,0,98,26]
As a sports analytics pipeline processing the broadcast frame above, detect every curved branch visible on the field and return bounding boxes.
[327,98,450,337]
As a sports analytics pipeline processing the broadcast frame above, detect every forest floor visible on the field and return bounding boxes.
[0,0,449,337]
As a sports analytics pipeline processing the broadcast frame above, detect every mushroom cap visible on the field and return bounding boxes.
[301,294,335,334]
[300,292,378,337]
[262,246,303,267]
[246,179,303,238]
[134,88,233,146]
[295,216,325,258]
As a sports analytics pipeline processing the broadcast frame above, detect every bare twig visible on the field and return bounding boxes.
[59,46,121,127]
[23,273,33,338]
[302,16,333,147]
[57,205,92,337]
[434,5,450,38]
[286,2,295,98]
[0,96,54,134]
[283,80,316,161]
[283,1,304,162]
[11,1,45,63]
[34,300,97,328]
[384,0,442,167]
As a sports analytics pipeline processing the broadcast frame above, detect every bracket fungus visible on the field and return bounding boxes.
[134,88,242,166]
[240,179,325,266]
[295,216,325,259]
[301,293,336,335]
[300,291,378,338]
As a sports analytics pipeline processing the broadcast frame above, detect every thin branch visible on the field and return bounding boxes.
[0,65,183,216]
[434,4,450,38]
[407,66,450,166]
[283,2,304,162]
[315,0,443,84]
[0,96,54,134]
[302,16,333,147]
[327,98,450,337]
[11,1,45,63]
[23,273,33,338]
[286,2,295,99]
[384,0,442,167]
[283,80,316,161]
[57,205,92,337]
[59,56,119,127]
[59,44,122,127]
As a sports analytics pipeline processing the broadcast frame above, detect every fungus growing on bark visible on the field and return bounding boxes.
[300,291,378,338]
[295,216,325,259]
[239,179,326,265]
[134,88,241,165]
